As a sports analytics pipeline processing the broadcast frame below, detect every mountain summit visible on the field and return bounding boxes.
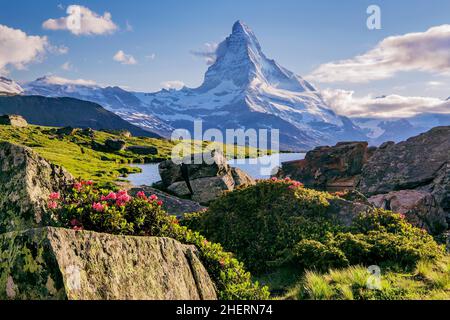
[201,21,316,93]
[135,21,365,149]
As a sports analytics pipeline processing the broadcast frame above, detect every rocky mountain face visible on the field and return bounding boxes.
[277,126,450,235]
[0,142,217,300]
[0,95,160,138]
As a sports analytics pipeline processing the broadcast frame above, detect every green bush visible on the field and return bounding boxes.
[47,180,269,300]
[183,179,342,272]
[183,179,444,274]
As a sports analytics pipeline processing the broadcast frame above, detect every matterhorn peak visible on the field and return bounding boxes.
[201,20,316,93]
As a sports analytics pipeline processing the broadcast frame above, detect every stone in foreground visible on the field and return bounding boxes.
[0,227,217,300]
[0,114,28,127]
[0,142,74,234]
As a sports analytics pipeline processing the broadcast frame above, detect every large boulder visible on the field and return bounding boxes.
[358,126,450,227]
[0,227,217,300]
[159,150,255,204]
[0,142,74,234]
[277,142,374,190]
[104,138,126,152]
[358,127,449,196]
[127,145,158,155]
[0,114,28,127]
[368,190,448,234]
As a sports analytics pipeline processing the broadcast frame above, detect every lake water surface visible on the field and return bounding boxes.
[127,153,306,186]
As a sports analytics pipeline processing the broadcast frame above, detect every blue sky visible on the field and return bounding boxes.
[1,0,450,104]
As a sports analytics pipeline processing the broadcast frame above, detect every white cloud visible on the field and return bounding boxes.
[321,88,450,119]
[113,50,137,65]
[308,25,450,83]
[190,42,218,65]
[0,24,48,74]
[146,53,156,60]
[61,62,73,71]
[43,5,118,36]
[38,75,97,86]
[161,80,185,90]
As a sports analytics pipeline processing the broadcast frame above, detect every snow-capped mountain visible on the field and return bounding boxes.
[23,76,173,137]
[354,113,450,145]
[135,21,366,150]
[0,77,23,95]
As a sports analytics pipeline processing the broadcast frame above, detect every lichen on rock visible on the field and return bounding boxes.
[0,142,74,234]
[0,227,217,300]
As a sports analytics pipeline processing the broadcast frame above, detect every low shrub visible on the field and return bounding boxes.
[46,180,269,300]
[183,179,444,274]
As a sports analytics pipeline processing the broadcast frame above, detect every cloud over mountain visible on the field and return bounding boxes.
[308,25,450,83]
[322,88,450,118]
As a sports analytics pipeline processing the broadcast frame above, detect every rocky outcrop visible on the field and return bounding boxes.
[127,145,158,155]
[358,126,450,233]
[0,115,28,127]
[105,138,126,151]
[0,142,74,234]
[159,150,255,204]
[368,190,447,234]
[277,142,374,190]
[0,227,217,300]
[129,186,205,216]
[358,127,450,196]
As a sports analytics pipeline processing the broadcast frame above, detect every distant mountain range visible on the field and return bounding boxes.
[0,95,160,138]
[1,21,450,149]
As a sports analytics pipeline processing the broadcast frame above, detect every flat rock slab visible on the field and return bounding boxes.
[0,227,217,300]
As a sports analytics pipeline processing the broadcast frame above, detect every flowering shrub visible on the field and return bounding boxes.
[183,179,444,274]
[47,180,269,300]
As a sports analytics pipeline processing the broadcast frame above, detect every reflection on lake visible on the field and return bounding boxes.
[127,153,306,186]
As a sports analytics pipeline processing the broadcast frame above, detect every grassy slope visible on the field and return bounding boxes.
[283,256,450,300]
[0,125,269,187]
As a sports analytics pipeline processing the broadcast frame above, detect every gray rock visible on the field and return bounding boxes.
[56,126,77,136]
[105,138,126,151]
[159,150,230,187]
[160,150,255,204]
[231,167,255,188]
[358,126,450,196]
[0,114,28,127]
[358,126,450,231]
[127,145,158,155]
[0,227,217,300]
[277,142,373,190]
[368,190,448,234]
[0,142,74,233]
